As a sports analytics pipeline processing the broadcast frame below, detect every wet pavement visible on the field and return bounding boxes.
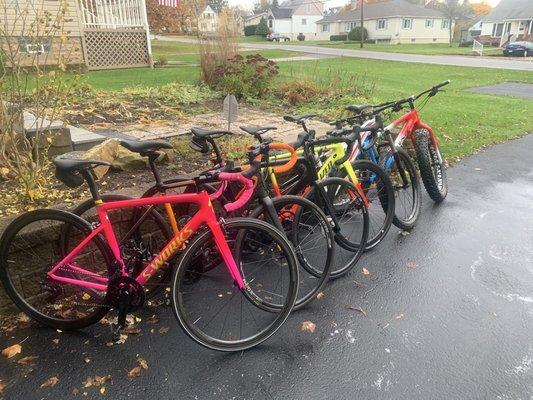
[1,134,532,399]
[466,82,533,99]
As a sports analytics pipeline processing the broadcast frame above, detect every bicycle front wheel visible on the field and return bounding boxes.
[0,209,113,330]
[171,218,299,352]
[414,129,448,203]
[305,177,369,278]
[249,195,334,309]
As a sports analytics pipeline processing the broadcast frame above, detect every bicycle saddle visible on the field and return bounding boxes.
[345,104,372,113]
[190,127,233,138]
[54,152,112,188]
[120,138,173,154]
[240,125,277,137]
[283,114,317,124]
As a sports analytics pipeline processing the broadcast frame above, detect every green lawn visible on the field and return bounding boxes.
[151,39,300,64]
[277,40,502,56]
[82,55,532,161]
[278,58,533,160]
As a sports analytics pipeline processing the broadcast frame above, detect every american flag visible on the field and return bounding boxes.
[158,0,179,6]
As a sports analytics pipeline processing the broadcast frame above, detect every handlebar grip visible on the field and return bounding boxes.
[208,180,228,202]
[269,142,297,174]
[435,80,451,89]
[218,172,255,213]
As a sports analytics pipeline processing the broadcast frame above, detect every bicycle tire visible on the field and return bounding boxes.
[414,129,448,203]
[249,195,334,309]
[171,218,298,352]
[336,160,395,250]
[0,209,113,330]
[380,148,421,230]
[304,177,369,278]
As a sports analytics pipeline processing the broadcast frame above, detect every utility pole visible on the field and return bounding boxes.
[360,0,364,48]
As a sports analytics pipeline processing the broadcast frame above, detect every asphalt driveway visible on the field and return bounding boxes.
[1,134,532,399]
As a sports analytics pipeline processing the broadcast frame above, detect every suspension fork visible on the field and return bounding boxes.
[385,130,410,188]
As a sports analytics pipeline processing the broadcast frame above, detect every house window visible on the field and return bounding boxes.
[376,19,387,30]
[322,23,330,32]
[402,19,412,29]
[302,18,307,25]
[425,19,434,28]
[268,18,273,28]
[345,21,359,31]
[492,22,503,37]
[441,19,450,30]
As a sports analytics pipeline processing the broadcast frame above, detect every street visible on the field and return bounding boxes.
[1,134,532,399]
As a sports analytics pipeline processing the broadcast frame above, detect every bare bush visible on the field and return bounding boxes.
[0,0,80,199]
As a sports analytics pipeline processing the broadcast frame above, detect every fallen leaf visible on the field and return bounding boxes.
[0,381,5,395]
[123,325,141,335]
[158,326,169,334]
[396,313,404,319]
[40,376,59,388]
[399,230,410,236]
[301,321,316,333]
[116,334,128,344]
[147,315,160,324]
[83,375,111,388]
[128,366,142,378]
[17,355,38,365]
[52,338,59,345]
[346,305,367,316]
[474,167,482,171]
[84,357,91,364]
[137,358,148,370]
[100,386,106,395]
[362,267,370,275]
[2,344,21,358]
[406,261,418,269]
[316,292,325,300]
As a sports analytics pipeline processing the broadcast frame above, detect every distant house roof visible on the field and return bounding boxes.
[245,12,266,21]
[270,7,294,19]
[316,0,443,24]
[482,0,533,22]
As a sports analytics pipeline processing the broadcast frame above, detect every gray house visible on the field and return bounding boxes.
[477,0,533,46]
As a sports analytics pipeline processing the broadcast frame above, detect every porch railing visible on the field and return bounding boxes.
[472,39,483,56]
[79,0,145,29]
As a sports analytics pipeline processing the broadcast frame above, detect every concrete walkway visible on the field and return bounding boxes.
[152,36,533,71]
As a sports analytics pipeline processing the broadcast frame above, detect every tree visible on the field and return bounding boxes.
[272,0,279,8]
[471,2,491,16]
[348,26,368,41]
[254,0,271,13]
[208,0,228,13]
[440,0,468,46]
[255,17,270,36]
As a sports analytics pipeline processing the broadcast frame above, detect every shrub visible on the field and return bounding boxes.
[330,34,348,41]
[244,25,258,36]
[255,17,269,36]
[348,26,368,42]
[199,9,239,87]
[214,54,279,99]
[155,55,168,67]
[459,40,473,47]
[297,33,305,41]
[278,81,324,105]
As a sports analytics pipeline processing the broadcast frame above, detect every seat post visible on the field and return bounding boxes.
[80,169,101,202]
[147,153,162,186]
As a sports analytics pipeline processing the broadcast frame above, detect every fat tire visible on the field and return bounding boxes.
[413,129,448,203]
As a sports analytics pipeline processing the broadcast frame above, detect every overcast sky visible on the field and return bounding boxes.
[227,0,502,11]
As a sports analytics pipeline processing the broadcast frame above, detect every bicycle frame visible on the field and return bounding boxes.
[386,110,443,163]
[47,192,245,291]
[268,143,369,207]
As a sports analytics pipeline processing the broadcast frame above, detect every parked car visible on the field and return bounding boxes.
[502,41,533,57]
[267,33,290,42]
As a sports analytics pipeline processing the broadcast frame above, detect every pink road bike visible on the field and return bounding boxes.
[0,142,299,352]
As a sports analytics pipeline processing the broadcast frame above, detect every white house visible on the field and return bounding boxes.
[198,5,218,36]
[477,0,533,46]
[316,0,452,44]
[267,0,324,40]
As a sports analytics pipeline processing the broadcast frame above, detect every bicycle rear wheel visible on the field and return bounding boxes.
[171,218,298,352]
[249,195,334,309]
[0,209,113,330]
